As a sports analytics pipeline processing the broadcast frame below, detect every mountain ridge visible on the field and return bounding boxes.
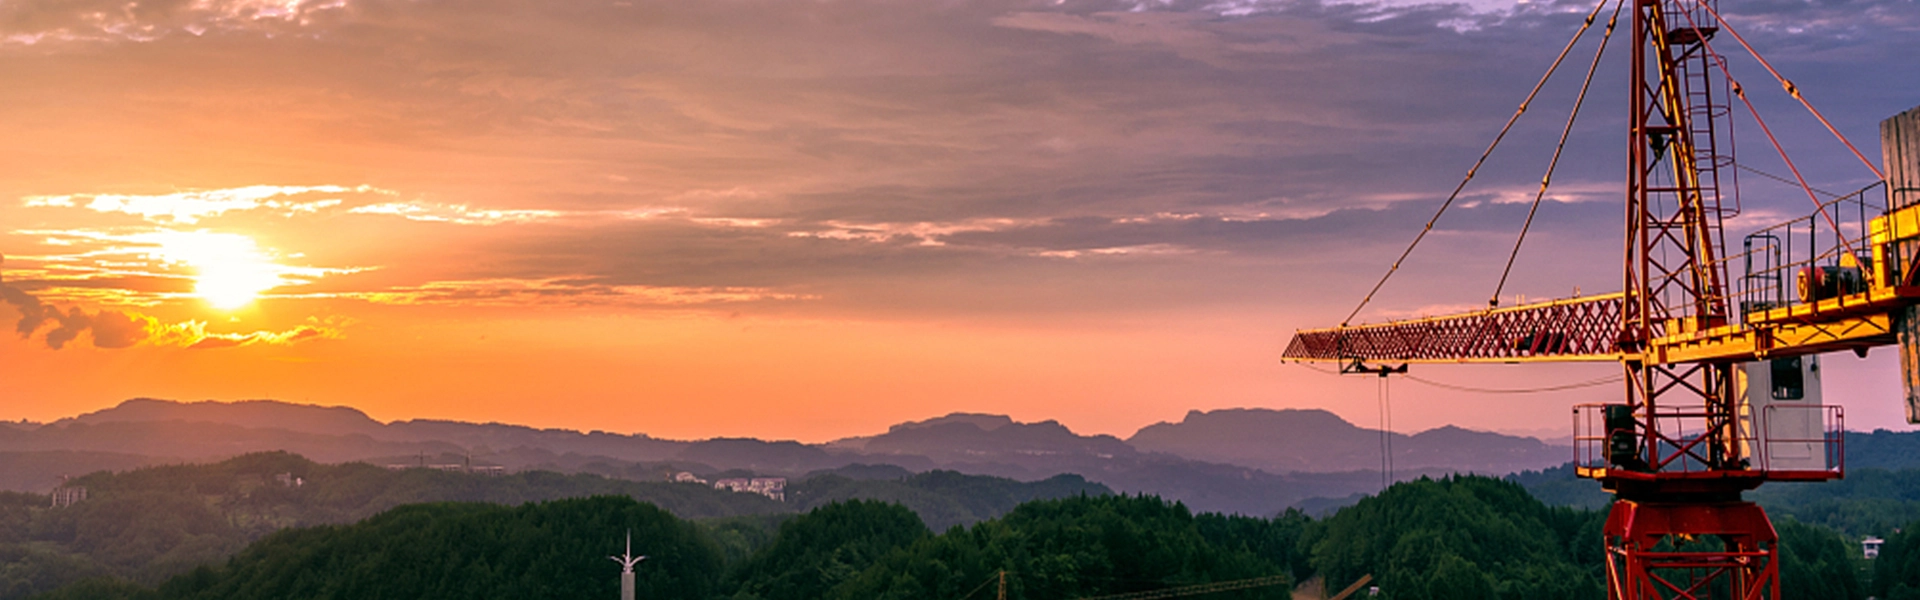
[5,398,1577,515]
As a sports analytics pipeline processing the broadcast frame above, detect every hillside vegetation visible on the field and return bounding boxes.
[18,473,1894,600]
[0,453,1106,600]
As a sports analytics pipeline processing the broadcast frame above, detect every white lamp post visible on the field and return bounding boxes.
[610,531,647,600]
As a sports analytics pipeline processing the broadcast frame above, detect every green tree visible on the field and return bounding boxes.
[729,500,930,600]
[1306,475,1602,600]
[152,496,725,600]
[831,494,1289,600]
[1775,517,1864,600]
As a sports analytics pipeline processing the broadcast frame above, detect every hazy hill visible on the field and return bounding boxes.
[4,398,1786,517]
[820,411,1456,515]
[0,451,161,493]
[1843,429,1920,470]
[60,399,387,438]
[848,417,1138,465]
[678,438,862,475]
[57,399,688,463]
[0,420,462,464]
[1128,408,1568,474]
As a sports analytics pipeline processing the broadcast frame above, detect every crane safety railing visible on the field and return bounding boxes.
[1727,181,1887,323]
[1755,403,1845,474]
[1573,402,1842,479]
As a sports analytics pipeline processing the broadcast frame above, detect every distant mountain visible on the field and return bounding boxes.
[678,438,866,474]
[848,417,1137,466]
[2,399,1612,516]
[61,398,387,437]
[820,411,1461,515]
[58,398,688,463]
[0,419,463,464]
[1127,408,1569,475]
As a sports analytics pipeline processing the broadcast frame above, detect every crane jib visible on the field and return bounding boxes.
[1286,194,1920,368]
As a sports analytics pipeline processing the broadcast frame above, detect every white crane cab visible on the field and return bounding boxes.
[1737,355,1829,472]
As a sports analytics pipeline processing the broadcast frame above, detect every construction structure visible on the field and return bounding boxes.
[609,531,646,600]
[1282,0,1920,593]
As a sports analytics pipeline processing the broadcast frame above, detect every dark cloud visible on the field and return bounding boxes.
[2,0,1912,322]
[0,283,148,349]
[0,274,49,338]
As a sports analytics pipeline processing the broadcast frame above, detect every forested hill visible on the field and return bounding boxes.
[1508,462,1920,538]
[0,453,1107,600]
[27,474,1890,600]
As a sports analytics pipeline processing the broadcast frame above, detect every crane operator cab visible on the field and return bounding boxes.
[1737,355,1829,473]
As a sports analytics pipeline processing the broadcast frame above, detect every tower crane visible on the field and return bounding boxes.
[1281,0,1920,595]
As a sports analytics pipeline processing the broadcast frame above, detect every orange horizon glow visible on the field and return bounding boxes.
[3,0,1915,442]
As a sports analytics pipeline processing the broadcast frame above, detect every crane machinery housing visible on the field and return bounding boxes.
[1280,0,1920,595]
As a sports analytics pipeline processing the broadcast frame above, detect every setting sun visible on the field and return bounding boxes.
[136,231,284,310]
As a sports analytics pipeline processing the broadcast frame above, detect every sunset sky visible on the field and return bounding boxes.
[2,0,1917,443]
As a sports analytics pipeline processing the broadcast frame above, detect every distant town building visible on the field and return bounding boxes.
[672,472,709,485]
[713,477,786,502]
[383,455,506,475]
[274,472,306,488]
[50,484,86,508]
[1865,537,1885,559]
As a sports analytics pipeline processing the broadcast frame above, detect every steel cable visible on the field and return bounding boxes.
[1667,5,1863,265]
[1490,0,1627,307]
[1690,0,1886,181]
[1339,0,1618,327]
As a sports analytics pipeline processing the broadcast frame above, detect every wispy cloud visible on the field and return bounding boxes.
[0,0,353,45]
[24,185,387,224]
[339,278,814,308]
[347,202,568,226]
[787,218,1049,246]
[1033,243,1197,259]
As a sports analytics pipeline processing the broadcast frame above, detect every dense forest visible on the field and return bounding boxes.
[1507,463,1920,538]
[11,472,1908,600]
[3,450,1915,599]
[0,453,1107,600]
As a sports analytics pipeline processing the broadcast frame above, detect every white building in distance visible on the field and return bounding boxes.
[714,477,786,502]
[50,485,86,508]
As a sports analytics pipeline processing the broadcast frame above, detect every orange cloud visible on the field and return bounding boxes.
[346,202,565,225]
[3,269,346,350]
[150,317,348,349]
[23,185,388,224]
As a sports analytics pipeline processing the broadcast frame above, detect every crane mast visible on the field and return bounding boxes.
[1282,0,1920,595]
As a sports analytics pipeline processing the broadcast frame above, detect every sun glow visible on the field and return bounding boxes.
[135,231,285,309]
